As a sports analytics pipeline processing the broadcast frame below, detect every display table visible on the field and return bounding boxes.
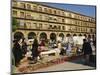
[40,48,60,57]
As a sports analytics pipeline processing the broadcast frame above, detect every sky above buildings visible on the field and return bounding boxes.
[41,2,96,18]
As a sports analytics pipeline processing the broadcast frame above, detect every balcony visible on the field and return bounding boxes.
[25,15,33,20]
[12,2,18,7]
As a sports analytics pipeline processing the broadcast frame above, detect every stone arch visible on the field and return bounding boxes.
[59,33,64,38]
[84,34,87,37]
[73,34,77,36]
[66,34,71,37]
[14,32,24,40]
[78,34,82,36]
[39,32,47,40]
[88,34,91,38]
[28,32,36,39]
[50,33,56,41]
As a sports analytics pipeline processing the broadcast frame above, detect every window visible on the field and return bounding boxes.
[90,28,93,33]
[38,7,42,12]
[20,3,25,8]
[80,16,83,20]
[36,24,39,28]
[19,20,24,27]
[85,28,87,32]
[26,22,31,28]
[83,17,86,21]
[89,18,92,22]
[70,26,73,31]
[69,13,72,17]
[78,21,81,26]
[62,26,65,30]
[72,20,75,24]
[39,15,42,20]
[77,15,80,19]
[75,21,78,25]
[58,26,61,30]
[80,28,82,32]
[70,20,73,24]
[33,6,37,11]
[62,11,65,16]
[77,27,80,32]
[48,8,52,14]
[12,2,17,7]
[33,23,37,28]
[54,25,57,29]
[50,25,52,28]
[93,19,95,22]
[31,23,36,29]
[48,16,52,21]
[44,24,48,29]
[62,19,65,23]
[77,21,79,25]
[80,21,83,26]
[54,18,57,22]
[13,10,17,16]
[26,13,31,19]
[76,15,79,19]
[20,11,24,18]
[44,8,48,12]
[44,15,49,21]
[49,25,52,29]
[88,23,90,27]
[58,10,61,15]
[74,26,77,31]
[79,16,81,20]
[54,10,57,14]
[84,22,87,27]
[93,24,95,27]
[39,23,42,28]
[36,23,42,29]
[33,23,37,26]
[27,4,31,9]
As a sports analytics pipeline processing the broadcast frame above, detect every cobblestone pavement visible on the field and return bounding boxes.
[34,56,96,72]
[13,54,96,74]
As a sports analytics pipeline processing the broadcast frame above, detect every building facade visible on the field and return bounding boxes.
[12,0,96,41]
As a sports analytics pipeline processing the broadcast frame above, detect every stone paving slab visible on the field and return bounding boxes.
[34,62,95,72]
[13,54,95,74]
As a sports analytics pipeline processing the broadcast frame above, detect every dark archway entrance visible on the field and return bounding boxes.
[40,32,47,40]
[73,34,77,36]
[66,34,71,37]
[88,34,91,38]
[50,33,56,41]
[14,32,24,40]
[59,33,64,37]
[28,32,36,39]
[79,34,82,36]
[59,33,64,40]
[84,34,87,37]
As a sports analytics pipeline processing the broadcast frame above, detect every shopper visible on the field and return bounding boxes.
[12,38,23,67]
[82,39,92,65]
[22,38,27,56]
[31,38,39,63]
[66,42,72,56]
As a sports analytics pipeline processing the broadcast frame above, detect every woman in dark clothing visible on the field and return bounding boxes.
[31,38,39,63]
[22,38,27,55]
[82,39,92,64]
[12,38,23,67]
